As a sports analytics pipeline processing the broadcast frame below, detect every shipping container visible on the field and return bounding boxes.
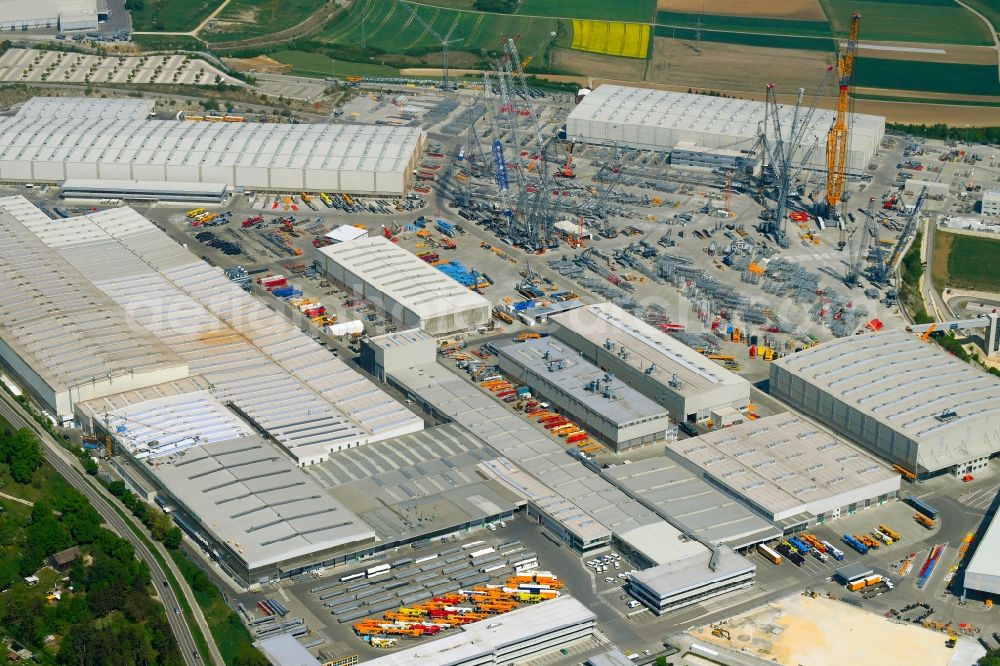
[756,543,782,565]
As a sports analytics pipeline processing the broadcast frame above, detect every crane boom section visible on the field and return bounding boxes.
[826,12,860,208]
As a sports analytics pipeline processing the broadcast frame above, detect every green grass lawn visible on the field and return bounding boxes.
[820,0,993,44]
[201,0,327,42]
[936,231,1000,292]
[318,0,561,56]
[653,26,836,52]
[519,0,655,22]
[655,11,832,36]
[129,0,222,32]
[855,58,1000,95]
[270,50,401,76]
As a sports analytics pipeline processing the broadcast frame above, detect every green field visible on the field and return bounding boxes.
[129,0,221,32]
[655,11,832,36]
[520,0,655,22]
[959,0,1000,29]
[202,0,327,42]
[653,25,836,51]
[820,0,993,44]
[936,231,1000,292]
[855,57,1000,95]
[317,0,562,56]
[270,50,401,76]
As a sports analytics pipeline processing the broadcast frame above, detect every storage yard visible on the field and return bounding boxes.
[0,28,999,664]
[0,48,241,86]
[687,594,963,665]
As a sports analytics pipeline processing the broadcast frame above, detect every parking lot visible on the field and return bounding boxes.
[0,48,241,86]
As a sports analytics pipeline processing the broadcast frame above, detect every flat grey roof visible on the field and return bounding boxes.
[833,563,874,583]
[604,458,780,548]
[363,595,595,666]
[550,302,748,396]
[497,337,669,426]
[154,436,375,570]
[255,634,320,666]
[367,328,435,350]
[666,413,899,517]
[0,206,188,394]
[631,546,755,599]
[772,331,1000,469]
[389,362,689,551]
[305,424,520,541]
[587,649,636,666]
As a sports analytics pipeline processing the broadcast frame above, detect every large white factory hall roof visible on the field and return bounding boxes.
[0,197,422,462]
[771,331,1000,471]
[0,204,187,397]
[0,98,424,194]
[568,84,883,160]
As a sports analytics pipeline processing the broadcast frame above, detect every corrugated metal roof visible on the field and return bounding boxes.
[0,208,187,394]
[318,237,490,320]
[154,435,375,570]
[0,98,422,176]
[1,197,422,458]
[772,331,1000,470]
[568,84,883,149]
[665,412,899,518]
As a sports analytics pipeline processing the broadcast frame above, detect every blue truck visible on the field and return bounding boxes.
[842,534,869,555]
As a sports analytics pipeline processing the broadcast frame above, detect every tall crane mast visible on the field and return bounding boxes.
[397,1,463,90]
[825,12,860,213]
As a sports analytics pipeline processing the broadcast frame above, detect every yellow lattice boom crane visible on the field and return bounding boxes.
[826,12,860,212]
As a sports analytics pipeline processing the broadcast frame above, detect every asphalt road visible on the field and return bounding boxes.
[0,395,209,666]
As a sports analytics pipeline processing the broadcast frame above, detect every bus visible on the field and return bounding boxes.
[904,495,938,520]
[756,543,783,565]
[339,572,364,583]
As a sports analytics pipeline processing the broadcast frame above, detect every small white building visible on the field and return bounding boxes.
[324,224,369,244]
[981,189,1000,215]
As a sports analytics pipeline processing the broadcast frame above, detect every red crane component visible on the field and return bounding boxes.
[826,12,860,210]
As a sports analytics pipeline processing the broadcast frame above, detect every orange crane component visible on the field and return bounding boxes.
[920,323,937,342]
[826,12,860,210]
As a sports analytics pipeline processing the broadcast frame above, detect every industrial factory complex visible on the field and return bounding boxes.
[0,38,998,661]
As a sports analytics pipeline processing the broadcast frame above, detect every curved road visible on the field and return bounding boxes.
[0,396,221,666]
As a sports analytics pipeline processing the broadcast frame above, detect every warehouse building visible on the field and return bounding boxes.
[603,458,780,548]
[628,547,756,615]
[363,596,597,666]
[964,510,1000,596]
[317,237,491,335]
[666,413,901,531]
[0,197,422,464]
[61,179,228,204]
[0,0,100,31]
[671,140,757,172]
[151,434,376,586]
[770,331,1000,476]
[0,205,189,423]
[550,302,750,424]
[567,84,885,174]
[496,337,673,451]
[0,98,424,195]
[981,190,1000,216]
[360,328,437,381]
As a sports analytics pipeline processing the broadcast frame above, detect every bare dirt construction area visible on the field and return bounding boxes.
[656,0,826,20]
[551,48,647,83]
[645,37,832,93]
[689,594,958,666]
[224,55,292,74]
